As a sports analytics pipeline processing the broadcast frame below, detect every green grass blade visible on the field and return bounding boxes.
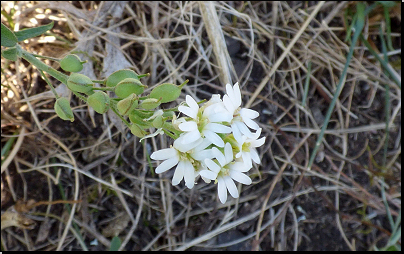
[301,61,311,107]
[383,5,394,52]
[1,130,18,164]
[360,35,401,89]
[307,2,365,170]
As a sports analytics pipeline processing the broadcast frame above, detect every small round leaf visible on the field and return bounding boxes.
[60,54,84,73]
[54,97,74,121]
[67,73,94,94]
[106,69,139,88]
[87,91,110,114]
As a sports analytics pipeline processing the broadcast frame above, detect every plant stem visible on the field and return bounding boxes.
[21,49,69,84]
[110,100,131,128]
[29,52,60,62]
[39,69,59,99]
[138,73,150,78]
[92,87,114,91]
[92,79,106,85]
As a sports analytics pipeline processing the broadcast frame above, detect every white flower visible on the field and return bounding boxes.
[199,143,252,203]
[235,128,266,169]
[203,95,233,123]
[150,137,199,189]
[178,95,232,147]
[150,135,214,189]
[222,82,260,143]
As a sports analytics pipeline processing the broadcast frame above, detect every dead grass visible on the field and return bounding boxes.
[1,1,401,251]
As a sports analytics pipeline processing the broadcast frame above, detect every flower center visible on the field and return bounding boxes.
[231,107,242,124]
[197,108,209,134]
[218,165,230,177]
[178,150,195,163]
[242,142,251,152]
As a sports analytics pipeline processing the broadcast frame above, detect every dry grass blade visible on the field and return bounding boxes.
[245,1,325,108]
[199,1,233,85]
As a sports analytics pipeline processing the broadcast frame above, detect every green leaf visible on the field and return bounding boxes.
[1,47,18,61]
[14,21,54,42]
[1,22,17,47]
[109,236,121,251]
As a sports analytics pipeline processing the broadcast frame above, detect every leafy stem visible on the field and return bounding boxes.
[21,49,69,84]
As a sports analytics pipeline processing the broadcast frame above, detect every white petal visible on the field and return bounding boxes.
[235,121,253,138]
[240,108,259,119]
[193,138,212,151]
[199,169,218,180]
[230,161,251,172]
[183,161,195,189]
[226,83,238,108]
[211,147,223,161]
[224,176,239,198]
[230,170,252,185]
[180,130,201,145]
[192,149,214,161]
[179,121,198,132]
[204,130,224,147]
[204,158,221,173]
[172,161,185,185]
[231,123,243,144]
[186,95,199,112]
[212,147,226,167]
[208,111,233,123]
[208,94,222,104]
[151,148,177,160]
[252,128,262,139]
[224,142,233,164]
[155,157,179,174]
[178,105,197,119]
[217,177,227,204]
[174,136,203,152]
[243,117,259,130]
[250,148,261,164]
[205,122,232,134]
[223,95,235,114]
[201,176,211,183]
[251,137,266,148]
[233,82,242,108]
[202,103,217,118]
[241,152,252,169]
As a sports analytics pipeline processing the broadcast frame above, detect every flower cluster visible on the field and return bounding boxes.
[150,83,266,203]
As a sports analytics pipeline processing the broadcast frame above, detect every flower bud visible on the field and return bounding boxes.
[54,97,74,121]
[130,123,147,138]
[66,73,94,93]
[139,98,161,110]
[149,83,182,103]
[87,91,110,114]
[115,78,146,98]
[60,54,85,72]
[105,69,139,88]
[117,93,138,115]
